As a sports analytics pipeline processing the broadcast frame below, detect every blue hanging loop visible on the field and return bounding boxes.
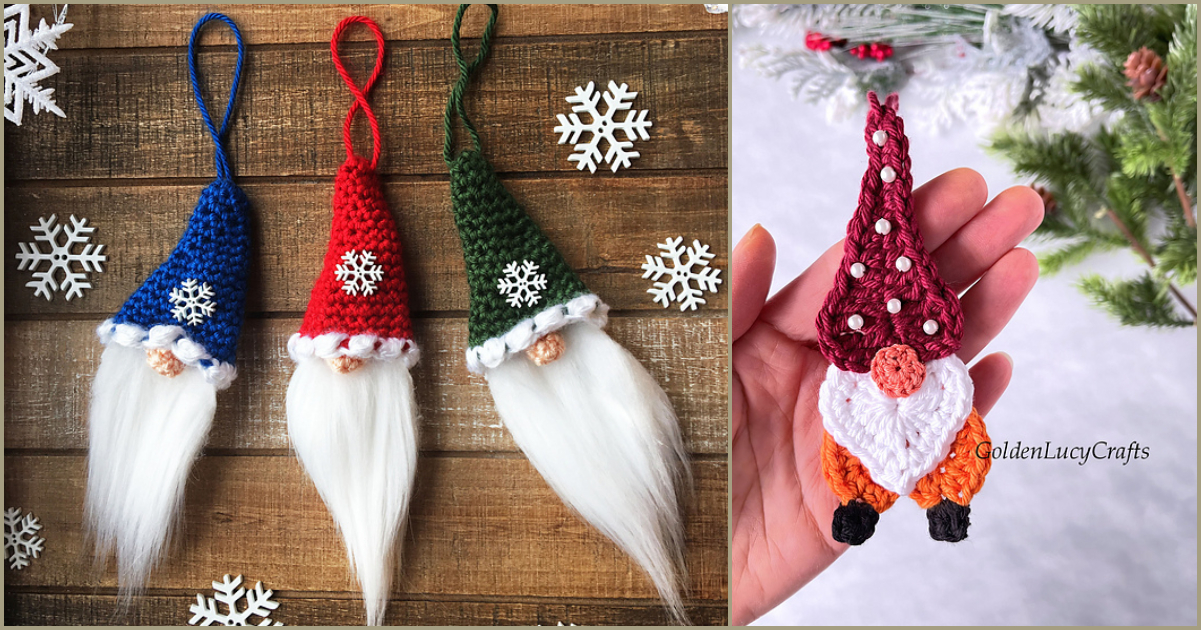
[188,13,245,180]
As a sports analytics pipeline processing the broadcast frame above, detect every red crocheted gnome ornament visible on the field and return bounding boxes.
[290,155,417,370]
[285,16,419,627]
[816,92,990,546]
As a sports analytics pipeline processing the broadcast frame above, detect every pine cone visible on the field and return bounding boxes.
[1032,185,1057,214]
[1124,47,1168,101]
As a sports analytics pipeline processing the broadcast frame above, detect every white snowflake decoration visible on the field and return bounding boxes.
[188,574,284,626]
[641,236,723,311]
[4,4,72,126]
[554,80,653,173]
[497,259,547,308]
[4,507,44,571]
[334,249,384,296]
[15,214,107,301]
[170,278,217,326]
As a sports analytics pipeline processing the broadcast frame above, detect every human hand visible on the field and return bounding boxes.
[730,168,1044,625]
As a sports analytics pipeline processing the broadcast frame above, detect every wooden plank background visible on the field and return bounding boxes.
[4,4,728,626]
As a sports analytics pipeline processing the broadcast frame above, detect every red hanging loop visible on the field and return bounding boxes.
[331,16,385,169]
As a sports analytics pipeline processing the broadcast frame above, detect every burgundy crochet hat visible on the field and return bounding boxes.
[816,91,964,373]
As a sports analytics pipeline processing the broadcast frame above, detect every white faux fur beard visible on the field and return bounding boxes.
[485,323,691,624]
[85,343,217,598]
[286,357,419,627]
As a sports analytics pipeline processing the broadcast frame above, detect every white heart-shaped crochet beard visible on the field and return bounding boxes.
[818,355,974,495]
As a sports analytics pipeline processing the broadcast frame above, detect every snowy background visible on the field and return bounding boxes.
[734,24,1199,626]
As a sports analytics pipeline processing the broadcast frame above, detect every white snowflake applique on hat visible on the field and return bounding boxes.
[335,249,384,296]
[497,259,547,308]
[169,279,217,326]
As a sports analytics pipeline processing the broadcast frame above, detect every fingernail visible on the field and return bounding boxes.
[998,351,1014,368]
[737,223,764,247]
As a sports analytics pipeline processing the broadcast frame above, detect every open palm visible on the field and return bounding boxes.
[731,169,1044,625]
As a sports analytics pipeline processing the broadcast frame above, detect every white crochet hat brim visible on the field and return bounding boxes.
[96,319,237,390]
[466,293,608,374]
[287,332,420,370]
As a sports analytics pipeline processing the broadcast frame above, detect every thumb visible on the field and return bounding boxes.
[732,224,776,341]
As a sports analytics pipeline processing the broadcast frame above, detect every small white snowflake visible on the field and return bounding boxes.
[4,4,73,126]
[334,249,384,296]
[497,259,547,308]
[554,80,653,173]
[169,278,217,326]
[15,214,107,301]
[641,236,723,311]
[4,507,44,571]
[188,574,284,626]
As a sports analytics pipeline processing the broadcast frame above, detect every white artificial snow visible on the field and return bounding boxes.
[554,81,653,173]
[188,574,284,626]
[497,259,547,308]
[4,4,72,125]
[15,213,107,301]
[169,279,217,326]
[4,507,44,570]
[334,249,384,296]
[641,236,723,311]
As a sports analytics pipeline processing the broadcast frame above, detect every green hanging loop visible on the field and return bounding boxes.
[444,3,498,164]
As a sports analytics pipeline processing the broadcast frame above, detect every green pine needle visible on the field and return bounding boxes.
[990,4,1196,328]
[1156,224,1199,285]
[1039,240,1115,276]
[1076,4,1178,64]
[1078,272,1194,327]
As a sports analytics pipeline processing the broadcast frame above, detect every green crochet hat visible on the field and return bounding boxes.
[444,5,605,373]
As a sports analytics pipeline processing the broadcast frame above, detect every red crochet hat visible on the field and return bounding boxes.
[287,18,416,371]
[288,156,416,368]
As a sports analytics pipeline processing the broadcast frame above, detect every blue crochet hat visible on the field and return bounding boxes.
[97,14,250,390]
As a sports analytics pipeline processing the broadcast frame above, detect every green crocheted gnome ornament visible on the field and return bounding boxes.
[450,149,602,371]
[443,5,690,623]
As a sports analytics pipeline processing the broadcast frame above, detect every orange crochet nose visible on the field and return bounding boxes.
[870,344,925,398]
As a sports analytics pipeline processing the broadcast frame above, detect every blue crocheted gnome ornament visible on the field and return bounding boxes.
[99,178,250,387]
[84,13,251,597]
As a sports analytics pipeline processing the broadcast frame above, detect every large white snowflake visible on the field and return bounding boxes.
[641,236,723,311]
[335,249,384,296]
[554,80,653,173]
[4,4,72,126]
[15,214,107,301]
[170,278,217,326]
[188,574,284,626]
[4,507,44,571]
[497,259,547,308]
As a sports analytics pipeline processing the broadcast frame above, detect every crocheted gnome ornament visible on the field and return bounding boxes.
[443,5,689,622]
[284,17,419,627]
[817,92,991,546]
[84,13,250,595]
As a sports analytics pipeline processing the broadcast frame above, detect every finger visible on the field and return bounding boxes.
[732,224,777,341]
[957,248,1040,362]
[968,352,1014,417]
[762,168,989,339]
[934,185,1045,292]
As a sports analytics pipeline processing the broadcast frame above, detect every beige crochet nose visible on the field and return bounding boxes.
[526,330,565,366]
[869,344,926,398]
